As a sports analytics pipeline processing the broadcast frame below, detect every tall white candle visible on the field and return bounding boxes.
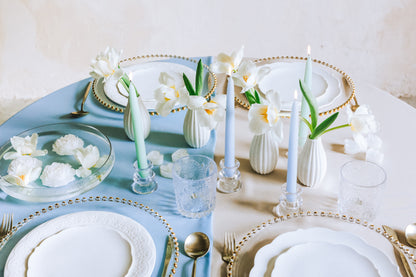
[299,45,312,148]
[128,73,148,169]
[287,90,299,200]
[224,75,235,174]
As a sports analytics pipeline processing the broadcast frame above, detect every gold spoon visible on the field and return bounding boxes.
[71,81,92,117]
[405,223,416,247]
[184,232,210,277]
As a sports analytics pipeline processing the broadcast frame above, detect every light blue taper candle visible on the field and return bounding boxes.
[287,91,299,202]
[128,74,148,169]
[224,75,235,175]
[299,45,312,148]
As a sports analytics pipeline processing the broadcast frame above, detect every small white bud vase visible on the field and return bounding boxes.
[183,109,211,148]
[249,130,278,174]
[123,97,151,140]
[298,137,327,187]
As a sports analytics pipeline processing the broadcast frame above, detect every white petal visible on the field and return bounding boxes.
[271,120,284,143]
[147,151,164,166]
[366,148,384,164]
[187,96,206,110]
[31,149,48,157]
[256,66,271,83]
[210,62,232,75]
[7,156,42,186]
[160,163,173,178]
[248,104,270,134]
[172,149,189,162]
[41,162,76,187]
[74,145,100,169]
[75,167,92,178]
[53,134,84,155]
[231,45,245,69]
[155,99,177,117]
[344,138,362,154]
[3,152,20,160]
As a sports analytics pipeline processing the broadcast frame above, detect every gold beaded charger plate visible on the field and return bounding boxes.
[0,197,180,277]
[226,212,411,277]
[92,55,217,115]
[234,56,355,117]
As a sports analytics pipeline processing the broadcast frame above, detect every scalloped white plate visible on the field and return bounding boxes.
[5,211,156,277]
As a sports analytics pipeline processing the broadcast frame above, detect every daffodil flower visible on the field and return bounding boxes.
[52,134,84,156]
[147,151,164,166]
[233,59,271,93]
[89,47,123,82]
[347,105,380,134]
[248,91,283,142]
[185,95,226,130]
[154,72,188,116]
[3,133,48,160]
[74,145,102,178]
[210,46,245,75]
[40,162,76,187]
[5,156,42,187]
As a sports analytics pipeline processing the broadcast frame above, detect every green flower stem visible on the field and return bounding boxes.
[319,123,350,136]
[120,74,140,97]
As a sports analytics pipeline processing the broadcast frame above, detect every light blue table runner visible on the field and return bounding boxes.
[0,57,215,276]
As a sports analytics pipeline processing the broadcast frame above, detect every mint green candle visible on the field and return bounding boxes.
[128,75,148,169]
[299,45,313,148]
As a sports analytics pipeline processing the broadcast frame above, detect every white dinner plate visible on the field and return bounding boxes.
[271,242,379,277]
[249,227,399,277]
[103,61,196,108]
[258,62,342,111]
[5,211,156,277]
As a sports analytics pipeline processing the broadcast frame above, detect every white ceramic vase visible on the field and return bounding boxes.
[298,137,327,187]
[123,97,151,140]
[183,109,211,148]
[249,130,278,175]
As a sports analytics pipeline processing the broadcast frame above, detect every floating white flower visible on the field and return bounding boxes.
[160,163,173,179]
[185,94,226,130]
[248,91,283,142]
[3,133,47,160]
[172,149,189,162]
[147,151,164,166]
[344,105,383,163]
[74,145,101,177]
[89,47,123,82]
[40,162,75,187]
[52,134,84,156]
[154,72,188,116]
[210,46,245,75]
[233,59,271,93]
[5,156,42,187]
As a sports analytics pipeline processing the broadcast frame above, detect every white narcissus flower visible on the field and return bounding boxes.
[3,133,48,160]
[74,145,101,177]
[186,95,226,130]
[154,72,188,116]
[52,134,84,156]
[160,163,173,179]
[40,162,75,187]
[89,47,123,82]
[248,91,283,142]
[233,59,271,92]
[6,156,42,187]
[347,105,379,135]
[147,151,164,166]
[210,46,245,75]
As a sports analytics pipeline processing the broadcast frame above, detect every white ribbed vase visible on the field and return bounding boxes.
[183,109,211,148]
[123,97,151,140]
[249,131,278,175]
[298,137,327,187]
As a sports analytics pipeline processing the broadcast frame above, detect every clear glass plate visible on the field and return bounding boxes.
[226,211,414,277]
[0,123,115,202]
[0,196,179,277]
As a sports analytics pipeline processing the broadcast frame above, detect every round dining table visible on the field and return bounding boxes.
[1,56,416,276]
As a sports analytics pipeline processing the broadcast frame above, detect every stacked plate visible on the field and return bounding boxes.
[5,211,156,277]
[249,227,400,277]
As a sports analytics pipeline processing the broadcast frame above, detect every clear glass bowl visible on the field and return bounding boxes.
[0,123,115,202]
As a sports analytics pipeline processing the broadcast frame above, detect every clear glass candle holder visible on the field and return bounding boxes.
[217,159,242,193]
[131,160,158,195]
[273,184,303,217]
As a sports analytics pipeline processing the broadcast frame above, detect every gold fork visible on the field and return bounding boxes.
[222,232,236,262]
[0,214,13,239]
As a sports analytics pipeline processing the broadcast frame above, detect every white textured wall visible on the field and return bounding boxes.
[0,0,415,101]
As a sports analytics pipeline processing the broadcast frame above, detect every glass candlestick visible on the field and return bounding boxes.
[131,160,158,195]
[217,159,242,193]
[273,184,303,217]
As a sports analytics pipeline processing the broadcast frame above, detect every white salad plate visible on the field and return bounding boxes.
[5,211,156,277]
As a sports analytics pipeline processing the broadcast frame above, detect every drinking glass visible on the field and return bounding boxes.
[172,155,217,218]
[338,160,386,221]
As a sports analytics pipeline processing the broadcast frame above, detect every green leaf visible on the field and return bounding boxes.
[254,89,261,104]
[195,59,204,96]
[183,73,195,95]
[310,112,339,139]
[300,116,313,133]
[299,79,318,130]
[244,91,257,105]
